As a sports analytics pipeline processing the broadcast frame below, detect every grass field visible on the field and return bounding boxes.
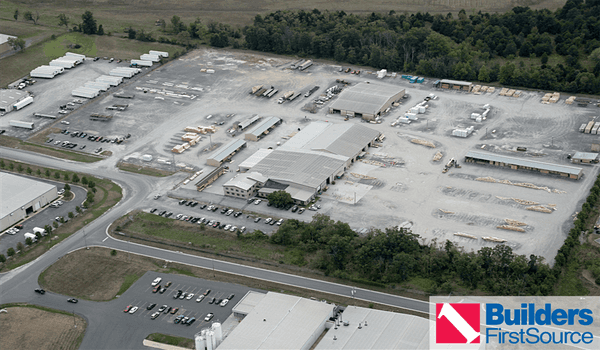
[38,247,427,316]
[0,304,86,350]
[0,160,123,272]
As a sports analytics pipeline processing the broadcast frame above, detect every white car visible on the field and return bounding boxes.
[175,214,183,220]
[230,226,237,232]
[129,306,139,314]
[151,277,162,286]
[196,295,205,303]
[60,120,70,124]
[224,224,231,231]
[265,218,272,224]
[186,293,194,300]
[220,299,229,307]
[254,199,261,205]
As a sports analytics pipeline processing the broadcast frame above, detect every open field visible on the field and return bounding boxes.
[2,0,568,30]
[0,304,86,350]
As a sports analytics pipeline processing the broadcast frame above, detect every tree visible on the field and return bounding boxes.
[44,224,52,235]
[0,254,6,263]
[59,217,65,223]
[54,172,60,179]
[45,169,51,177]
[266,190,294,208]
[86,192,94,203]
[63,173,70,181]
[17,164,23,172]
[0,159,4,168]
[72,174,79,183]
[52,221,58,229]
[14,9,19,21]
[68,212,74,219]
[97,24,104,35]
[57,13,69,27]
[81,11,97,35]
[81,176,88,185]
[7,37,25,51]
[35,231,42,239]
[7,248,15,257]
[76,206,82,214]
[64,183,71,196]
[128,27,137,39]
[23,11,39,25]
[111,249,117,256]
[36,169,41,175]
[25,237,33,246]
[541,52,549,65]
[17,242,24,252]
[9,163,14,170]
[26,167,32,174]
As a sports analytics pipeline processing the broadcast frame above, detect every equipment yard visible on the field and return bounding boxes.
[5,47,600,262]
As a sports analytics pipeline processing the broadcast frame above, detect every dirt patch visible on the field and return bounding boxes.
[0,305,86,350]
[117,161,175,177]
[39,247,159,301]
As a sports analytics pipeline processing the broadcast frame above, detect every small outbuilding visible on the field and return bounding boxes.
[435,79,473,92]
[244,116,282,141]
[571,152,599,164]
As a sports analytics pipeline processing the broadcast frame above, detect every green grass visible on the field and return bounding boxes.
[43,32,97,58]
[117,273,141,295]
[146,333,194,349]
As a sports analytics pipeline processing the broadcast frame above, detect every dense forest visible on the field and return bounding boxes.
[133,0,600,94]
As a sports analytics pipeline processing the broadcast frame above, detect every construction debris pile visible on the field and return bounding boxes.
[411,138,436,148]
[475,176,564,193]
[470,104,491,123]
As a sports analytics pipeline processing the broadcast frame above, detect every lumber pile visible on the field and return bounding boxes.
[483,236,507,243]
[497,225,526,232]
[526,205,553,213]
[454,232,477,239]
[499,88,509,96]
[565,96,576,105]
[411,138,436,148]
[505,219,526,226]
[433,152,443,161]
[184,125,216,134]
[439,209,454,214]
[542,92,560,103]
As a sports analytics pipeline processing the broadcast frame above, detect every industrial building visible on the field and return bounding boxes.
[223,122,380,204]
[434,79,473,92]
[237,115,262,131]
[571,152,599,164]
[1,173,57,232]
[195,166,227,191]
[218,292,333,350]
[0,34,17,54]
[465,151,583,179]
[244,116,282,141]
[329,83,405,120]
[314,307,429,350]
[206,139,247,167]
[0,89,29,112]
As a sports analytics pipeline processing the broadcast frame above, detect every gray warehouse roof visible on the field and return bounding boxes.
[250,149,347,189]
[465,151,583,176]
[246,116,281,137]
[314,307,429,350]
[329,83,403,115]
[218,292,333,350]
[573,152,598,161]
[280,122,380,158]
[1,173,56,220]
[0,89,28,111]
[208,139,247,163]
[238,115,262,130]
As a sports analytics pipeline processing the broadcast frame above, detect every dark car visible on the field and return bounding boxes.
[228,294,235,300]
[179,200,186,205]
[147,303,156,310]
[158,210,166,216]
[170,307,179,314]
[174,290,182,299]
[159,287,166,294]
[67,298,78,303]
[203,289,211,296]
[234,211,242,217]
[208,297,216,304]
[34,288,45,295]
[221,208,228,214]
[291,205,298,212]
[165,306,172,314]
[165,212,173,218]
[165,281,172,288]
[216,298,223,305]
[150,208,157,213]
[199,204,207,209]
[187,317,196,326]
[174,315,184,324]
[186,201,192,206]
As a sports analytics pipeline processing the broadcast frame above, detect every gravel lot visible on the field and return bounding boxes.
[12,47,599,263]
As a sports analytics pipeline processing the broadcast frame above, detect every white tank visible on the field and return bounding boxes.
[206,331,214,350]
[212,323,223,343]
[194,333,205,350]
[209,331,217,349]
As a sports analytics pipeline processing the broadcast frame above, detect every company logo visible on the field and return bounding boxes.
[436,303,480,344]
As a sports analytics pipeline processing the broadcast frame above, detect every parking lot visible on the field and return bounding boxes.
[0,176,87,255]
[74,271,260,350]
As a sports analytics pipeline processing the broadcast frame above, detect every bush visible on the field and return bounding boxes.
[16,242,24,252]
[25,237,33,245]
[52,221,58,228]
[7,248,15,257]
[111,249,117,256]
[68,212,74,219]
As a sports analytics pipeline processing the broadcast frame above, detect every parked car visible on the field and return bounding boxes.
[265,218,272,224]
[187,317,196,326]
[157,305,167,313]
[174,315,185,324]
[220,299,229,307]
[150,208,157,213]
[124,305,132,312]
[129,306,138,314]
[159,287,166,294]
[298,208,305,214]
[67,298,78,303]
[151,312,160,319]
[165,281,172,288]
[254,217,261,223]
[228,294,235,300]
[203,289,211,296]
[147,303,156,310]
[291,205,298,212]
[179,292,187,299]
[205,313,214,321]
[240,226,246,233]
[208,297,215,304]
[254,199,262,205]
[196,295,205,303]
[170,307,179,314]
[174,290,182,299]
[186,293,194,300]
[230,226,237,232]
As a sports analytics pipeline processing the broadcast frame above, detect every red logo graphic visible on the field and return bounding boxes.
[436,303,480,344]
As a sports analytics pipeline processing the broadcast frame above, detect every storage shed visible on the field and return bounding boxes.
[435,79,473,92]
[329,83,405,120]
[465,151,583,179]
[206,139,247,167]
[571,152,599,164]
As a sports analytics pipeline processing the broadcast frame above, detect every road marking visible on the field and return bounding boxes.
[102,237,108,242]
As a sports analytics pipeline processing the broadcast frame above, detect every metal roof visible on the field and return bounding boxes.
[465,151,583,176]
[246,116,281,137]
[250,149,347,189]
[218,292,333,350]
[313,307,429,350]
[238,115,262,130]
[231,291,267,316]
[280,122,380,158]
[1,173,56,220]
[439,79,472,86]
[208,139,247,163]
[0,34,17,45]
[238,149,273,170]
[0,89,27,111]
[224,172,267,191]
[572,152,598,161]
[329,83,403,115]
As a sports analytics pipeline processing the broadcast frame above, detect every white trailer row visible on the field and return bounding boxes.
[131,59,153,67]
[109,67,141,78]
[149,50,168,58]
[85,81,110,91]
[30,65,64,79]
[65,52,86,61]
[96,75,123,86]
[13,96,33,110]
[140,53,160,62]
[49,58,76,69]
[72,86,100,99]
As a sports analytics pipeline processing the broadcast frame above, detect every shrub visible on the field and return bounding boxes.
[111,249,117,256]
[25,237,33,245]
[16,242,24,252]
[7,248,15,257]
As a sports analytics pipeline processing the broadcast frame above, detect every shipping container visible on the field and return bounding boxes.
[9,120,34,129]
[140,54,160,62]
[149,50,169,58]
[50,59,75,68]
[131,59,153,67]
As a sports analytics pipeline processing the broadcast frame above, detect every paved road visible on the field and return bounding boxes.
[0,146,430,347]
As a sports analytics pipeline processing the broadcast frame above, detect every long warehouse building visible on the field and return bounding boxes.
[1,173,57,232]
[206,139,247,167]
[329,83,405,120]
[464,151,583,179]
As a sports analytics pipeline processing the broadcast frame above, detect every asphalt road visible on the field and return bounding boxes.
[0,146,430,348]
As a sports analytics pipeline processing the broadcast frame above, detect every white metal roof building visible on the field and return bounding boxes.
[280,122,381,159]
[217,292,333,350]
[237,115,262,131]
[207,139,247,167]
[245,116,282,141]
[314,307,429,350]
[223,172,268,199]
[0,34,17,54]
[329,83,405,119]
[572,152,599,164]
[0,173,57,232]
[0,89,28,112]
[465,151,583,179]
